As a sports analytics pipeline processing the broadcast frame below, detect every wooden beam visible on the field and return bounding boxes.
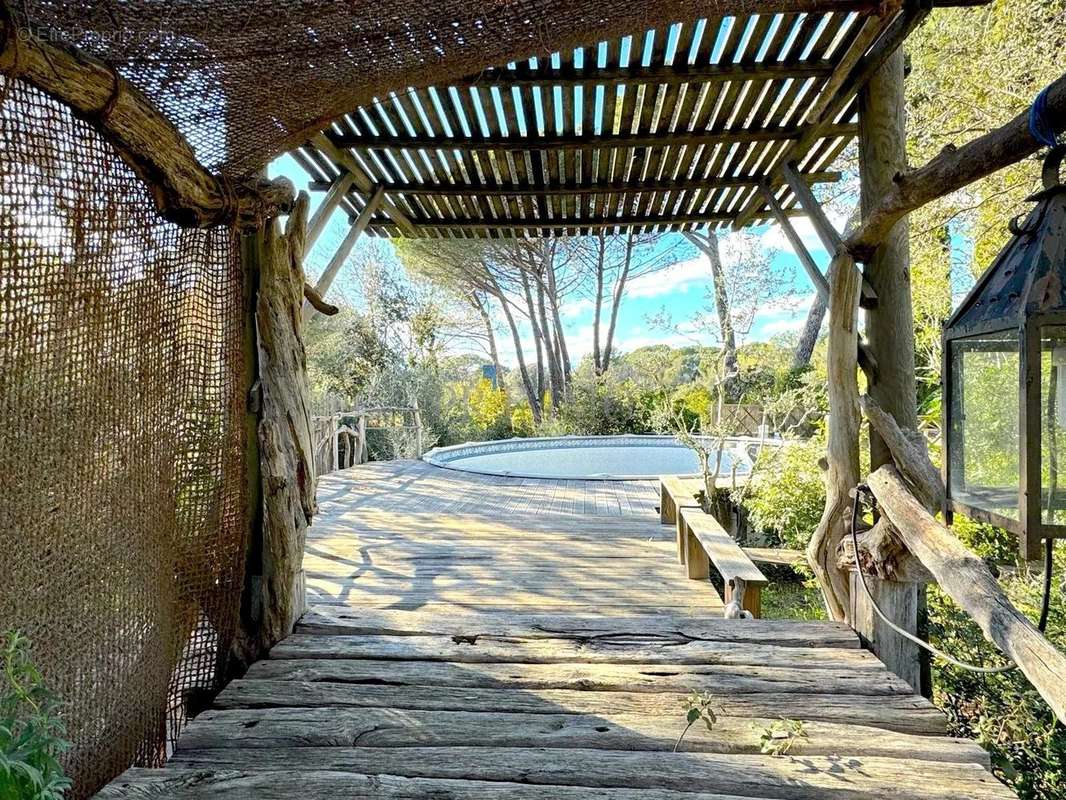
[869,464,1066,724]
[328,123,858,153]
[304,185,385,319]
[461,59,835,89]
[781,161,878,307]
[304,173,356,255]
[759,184,830,299]
[310,134,418,237]
[253,195,315,649]
[846,70,1066,261]
[0,17,292,229]
[804,16,885,126]
[732,2,925,230]
[390,209,803,233]
[310,171,843,198]
[781,162,844,254]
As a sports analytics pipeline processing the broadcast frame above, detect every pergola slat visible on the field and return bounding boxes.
[392,208,803,231]
[310,170,841,198]
[327,123,858,152]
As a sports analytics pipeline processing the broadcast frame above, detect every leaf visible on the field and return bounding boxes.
[687,708,701,723]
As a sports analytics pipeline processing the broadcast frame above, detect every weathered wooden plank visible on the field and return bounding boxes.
[245,658,917,697]
[170,747,1017,799]
[268,634,881,669]
[174,706,983,764]
[304,599,723,615]
[214,681,946,735]
[295,608,858,648]
[96,768,771,800]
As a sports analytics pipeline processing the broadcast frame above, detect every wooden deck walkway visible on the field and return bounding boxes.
[99,460,1015,799]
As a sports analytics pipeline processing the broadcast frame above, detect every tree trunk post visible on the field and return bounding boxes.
[855,49,927,696]
[249,195,316,651]
[232,229,266,672]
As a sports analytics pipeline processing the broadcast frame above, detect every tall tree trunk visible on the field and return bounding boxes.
[494,289,541,421]
[601,231,635,374]
[697,232,738,391]
[855,49,926,695]
[592,233,606,374]
[545,263,572,388]
[791,293,827,371]
[521,271,546,403]
[536,277,563,406]
[861,49,917,466]
[471,291,502,386]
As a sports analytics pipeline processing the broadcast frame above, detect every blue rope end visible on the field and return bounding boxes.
[1030,84,1061,148]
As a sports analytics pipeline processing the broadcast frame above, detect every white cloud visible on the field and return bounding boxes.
[624,256,711,299]
[559,297,596,319]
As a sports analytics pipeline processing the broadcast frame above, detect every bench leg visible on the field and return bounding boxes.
[726,578,762,618]
[660,486,674,525]
[675,515,687,564]
[685,528,710,580]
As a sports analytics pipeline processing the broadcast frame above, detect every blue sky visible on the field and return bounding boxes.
[271,153,847,365]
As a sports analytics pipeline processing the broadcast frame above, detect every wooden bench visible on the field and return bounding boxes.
[658,475,704,564]
[679,507,768,618]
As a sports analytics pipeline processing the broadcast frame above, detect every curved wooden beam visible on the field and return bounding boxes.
[869,464,1066,724]
[0,15,293,228]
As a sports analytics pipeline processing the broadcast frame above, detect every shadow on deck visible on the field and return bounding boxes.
[97,460,1016,799]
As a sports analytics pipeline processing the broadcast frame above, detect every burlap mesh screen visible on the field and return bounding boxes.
[18,0,737,176]
[0,75,248,798]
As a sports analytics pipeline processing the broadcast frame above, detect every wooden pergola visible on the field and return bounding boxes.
[294,6,912,245]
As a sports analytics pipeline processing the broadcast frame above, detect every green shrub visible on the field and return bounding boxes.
[510,404,535,437]
[555,371,658,435]
[742,434,827,552]
[467,377,510,437]
[0,632,71,800]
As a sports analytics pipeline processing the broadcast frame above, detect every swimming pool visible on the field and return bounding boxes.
[422,435,760,480]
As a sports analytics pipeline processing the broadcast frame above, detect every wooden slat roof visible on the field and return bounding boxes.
[294,5,916,238]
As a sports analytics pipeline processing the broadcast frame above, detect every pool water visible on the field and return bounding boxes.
[423,435,752,480]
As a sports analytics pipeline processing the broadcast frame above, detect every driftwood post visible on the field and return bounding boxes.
[807,250,861,622]
[845,48,926,693]
[239,194,317,653]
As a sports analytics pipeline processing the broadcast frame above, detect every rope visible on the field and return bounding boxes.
[848,485,1056,676]
[1030,84,1062,148]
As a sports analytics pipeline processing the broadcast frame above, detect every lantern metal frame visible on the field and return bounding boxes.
[942,146,1066,561]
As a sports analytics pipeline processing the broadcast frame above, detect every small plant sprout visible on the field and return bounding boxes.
[673,691,719,752]
[759,718,808,757]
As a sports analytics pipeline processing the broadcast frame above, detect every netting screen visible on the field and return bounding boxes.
[0,76,248,797]
[18,0,745,175]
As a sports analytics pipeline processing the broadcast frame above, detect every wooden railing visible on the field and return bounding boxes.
[313,404,424,475]
[835,395,1066,723]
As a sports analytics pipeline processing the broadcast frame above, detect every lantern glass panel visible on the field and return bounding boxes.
[1040,325,1066,526]
[948,330,1020,520]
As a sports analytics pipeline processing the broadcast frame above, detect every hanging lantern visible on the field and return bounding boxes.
[943,145,1066,561]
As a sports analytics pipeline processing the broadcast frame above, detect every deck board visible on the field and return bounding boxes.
[96,460,1015,799]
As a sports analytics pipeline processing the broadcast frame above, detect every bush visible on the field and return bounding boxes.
[510,404,535,437]
[742,434,827,552]
[467,377,510,437]
[554,371,659,435]
[0,632,71,800]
